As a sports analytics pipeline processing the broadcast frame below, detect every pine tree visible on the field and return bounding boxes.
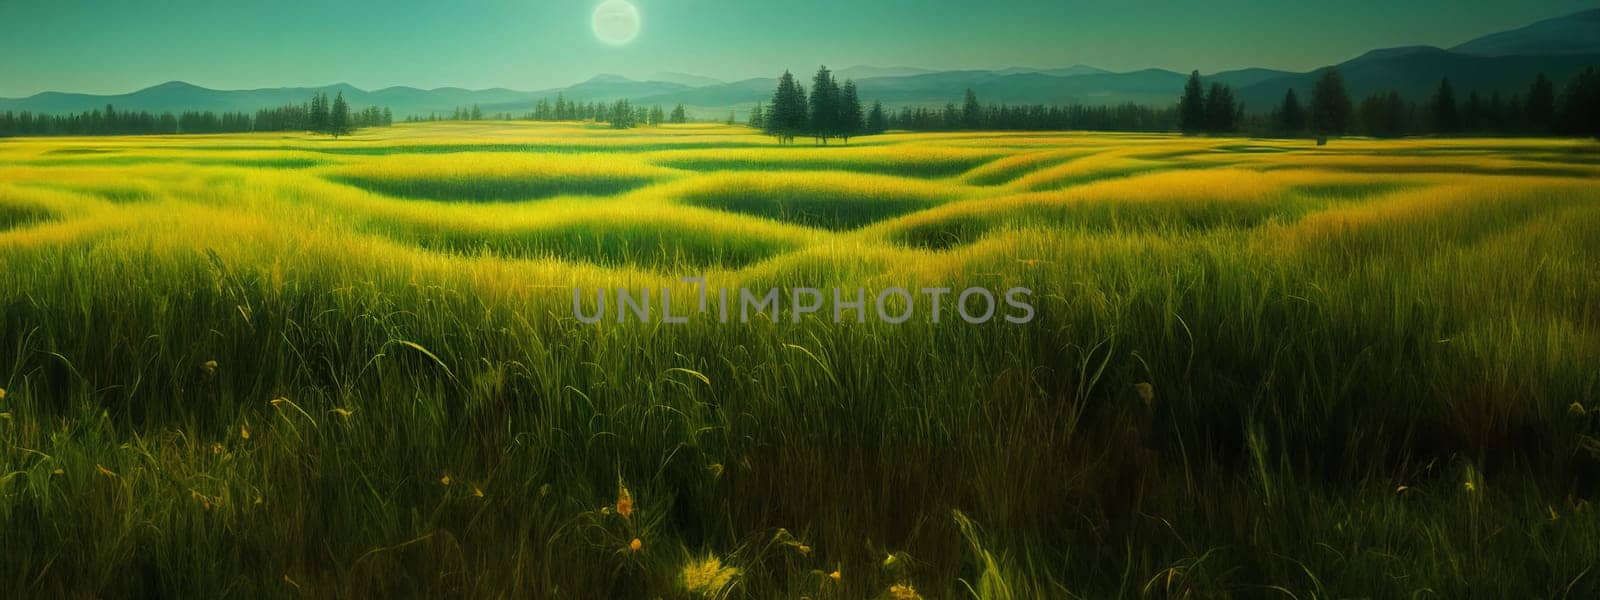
[1429,78,1459,133]
[329,92,351,137]
[747,103,765,129]
[1527,73,1556,133]
[766,70,807,144]
[309,92,330,133]
[866,100,886,134]
[1203,83,1237,132]
[839,80,863,143]
[1309,67,1352,138]
[1179,70,1206,134]
[669,104,687,124]
[809,66,840,144]
[1276,88,1305,136]
[961,88,981,129]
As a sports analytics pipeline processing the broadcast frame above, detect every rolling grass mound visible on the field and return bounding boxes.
[324,152,678,201]
[674,170,963,230]
[650,145,1002,178]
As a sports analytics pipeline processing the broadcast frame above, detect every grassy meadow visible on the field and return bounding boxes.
[1,121,1599,598]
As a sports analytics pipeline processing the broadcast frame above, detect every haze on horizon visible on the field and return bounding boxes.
[0,0,1592,97]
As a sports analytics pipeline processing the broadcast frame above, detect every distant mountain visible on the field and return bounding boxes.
[834,65,935,80]
[3,9,1598,120]
[1452,8,1600,57]
[647,72,725,88]
[1235,46,1600,111]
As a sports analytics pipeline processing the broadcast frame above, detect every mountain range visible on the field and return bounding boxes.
[3,8,1598,119]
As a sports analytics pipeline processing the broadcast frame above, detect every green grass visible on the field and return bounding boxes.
[0,123,1597,598]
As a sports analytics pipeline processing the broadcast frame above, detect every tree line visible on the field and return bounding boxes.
[1180,67,1600,139]
[0,91,392,138]
[756,66,869,144]
[405,95,696,129]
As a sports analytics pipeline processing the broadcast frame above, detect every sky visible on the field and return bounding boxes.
[0,0,1593,97]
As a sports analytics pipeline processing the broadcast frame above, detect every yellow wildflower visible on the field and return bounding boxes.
[240,421,250,440]
[681,556,739,596]
[440,473,452,486]
[201,360,218,375]
[212,443,224,455]
[616,481,634,519]
[828,569,842,582]
[331,407,355,418]
[0,387,7,401]
[1395,484,1408,494]
[1464,479,1476,493]
[472,485,484,498]
[1570,402,1587,416]
[629,538,643,552]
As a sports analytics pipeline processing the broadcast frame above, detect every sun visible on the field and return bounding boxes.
[592,0,641,46]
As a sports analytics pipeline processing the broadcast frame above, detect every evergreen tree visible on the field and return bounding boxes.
[725,110,736,126]
[865,100,886,134]
[1277,88,1305,135]
[329,92,351,137]
[1527,72,1556,133]
[961,88,982,129]
[747,102,765,129]
[809,65,840,144]
[765,70,806,144]
[309,92,330,133]
[839,80,863,143]
[1309,67,1352,137]
[470,104,483,121]
[669,104,687,124]
[1429,78,1459,133]
[1179,70,1206,134]
[1203,82,1238,132]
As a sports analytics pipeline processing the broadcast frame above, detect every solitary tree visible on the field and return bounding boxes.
[1277,88,1305,135]
[1179,70,1207,134]
[329,92,351,137]
[1309,67,1352,138]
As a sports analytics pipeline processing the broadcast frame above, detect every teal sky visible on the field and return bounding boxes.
[0,0,1592,96]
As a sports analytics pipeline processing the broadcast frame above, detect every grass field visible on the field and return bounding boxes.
[1,121,1599,598]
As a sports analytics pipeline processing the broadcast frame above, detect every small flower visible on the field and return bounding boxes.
[240,421,251,440]
[797,544,812,556]
[440,473,452,486]
[331,407,355,418]
[201,360,218,375]
[0,387,7,401]
[828,569,842,582]
[472,485,484,498]
[51,468,64,476]
[1134,382,1154,406]
[1570,402,1587,416]
[1549,505,1560,522]
[888,583,923,600]
[707,463,724,479]
[1464,479,1476,493]
[1395,484,1409,494]
[212,443,224,455]
[629,538,643,552]
[616,481,634,519]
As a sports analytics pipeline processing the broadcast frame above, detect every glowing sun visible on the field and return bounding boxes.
[592,0,641,46]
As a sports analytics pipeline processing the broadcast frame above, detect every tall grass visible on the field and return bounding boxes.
[0,122,1597,598]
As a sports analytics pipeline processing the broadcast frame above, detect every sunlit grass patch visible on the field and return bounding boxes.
[322,152,680,201]
[672,170,965,230]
